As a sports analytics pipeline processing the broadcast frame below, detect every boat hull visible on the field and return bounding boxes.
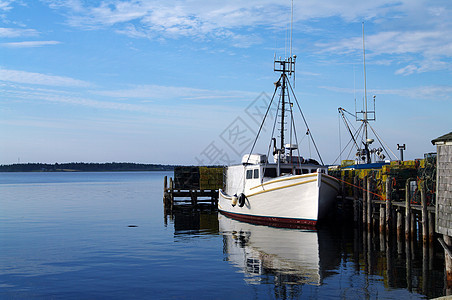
[218,173,339,227]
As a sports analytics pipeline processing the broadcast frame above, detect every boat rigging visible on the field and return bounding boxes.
[335,23,397,166]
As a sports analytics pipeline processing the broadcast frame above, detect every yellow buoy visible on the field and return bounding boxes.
[232,195,238,206]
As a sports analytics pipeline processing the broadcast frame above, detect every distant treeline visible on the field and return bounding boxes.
[0,162,175,172]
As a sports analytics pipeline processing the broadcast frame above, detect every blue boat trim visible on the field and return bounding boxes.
[342,162,389,169]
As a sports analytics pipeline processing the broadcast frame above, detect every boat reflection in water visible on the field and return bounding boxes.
[166,209,444,298]
[218,213,339,286]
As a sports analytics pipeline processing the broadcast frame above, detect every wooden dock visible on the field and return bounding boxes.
[163,166,223,212]
[332,156,437,244]
[336,176,435,242]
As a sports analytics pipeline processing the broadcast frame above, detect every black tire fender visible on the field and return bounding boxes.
[238,193,246,207]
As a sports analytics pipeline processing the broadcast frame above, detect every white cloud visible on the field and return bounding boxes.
[1,40,61,47]
[92,84,255,102]
[316,27,452,75]
[43,1,291,47]
[2,83,149,112]
[0,0,14,11]
[39,0,452,58]
[43,0,406,33]
[1,82,244,123]
[320,85,452,101]
[8,0,451,72]
[377,85,452,100]
[317,29,452,56]
[0,27,39,37]
[0,69,91,87]
[311,1,452,75]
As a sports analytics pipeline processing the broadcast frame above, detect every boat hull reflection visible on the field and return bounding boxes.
[219,213,338,286]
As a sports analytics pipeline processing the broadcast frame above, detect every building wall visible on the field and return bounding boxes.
[436,144,452,235]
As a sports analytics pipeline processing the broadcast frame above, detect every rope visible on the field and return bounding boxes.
[335,176,386,201]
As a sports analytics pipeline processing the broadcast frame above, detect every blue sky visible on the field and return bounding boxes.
[1,0,451,165]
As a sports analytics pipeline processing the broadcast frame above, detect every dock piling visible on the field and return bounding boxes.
[354,175,359,225]
[385,177,392,236]
[367,176,372,232]
[363,176,367,227]
[380,203,385,234]
[420,180,428,244]
[429,211,435,243]
[405,178,412,240]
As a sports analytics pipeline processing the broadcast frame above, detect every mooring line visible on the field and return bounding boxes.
[335,176,386,201]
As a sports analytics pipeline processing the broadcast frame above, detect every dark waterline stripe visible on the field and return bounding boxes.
[219,210,317,229]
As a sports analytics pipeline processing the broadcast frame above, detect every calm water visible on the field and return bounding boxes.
[0,172,446,299]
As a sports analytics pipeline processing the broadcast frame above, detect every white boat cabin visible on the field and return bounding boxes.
[224,153,328,196]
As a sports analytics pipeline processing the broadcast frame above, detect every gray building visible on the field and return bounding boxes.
[432,131,452,284]
[432,132,452,236]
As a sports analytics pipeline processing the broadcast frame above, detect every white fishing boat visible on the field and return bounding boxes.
[218,54,339,227]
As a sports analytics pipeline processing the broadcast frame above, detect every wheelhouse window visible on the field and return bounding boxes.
[253,169,259,179]
[246,170,253,179]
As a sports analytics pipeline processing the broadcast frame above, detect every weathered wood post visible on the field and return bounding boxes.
[190,190,198,207]
[163,175,168,203]
[363,229,368,273]
[420,180,428,244]
[380,221,385,252]
[406,230,412,292]
[429,211,434,271]
[380,202,385,252]
[354,175,359,224]
[386,232,394,286]
[411,211,417,240]
[169,177,174,210]
[210,190,216,207]
[367,175,372,232]
[422,236,429,295]
[386,177,392,236]
[397,207,403,237]
[367,227,373,272]
[380,203,385,234]
[405,178,412,240]
[363,176,367,227]
[341,172,345,204]
[429,211,435,243]
[397,211,403,255]
[397,207,403,254]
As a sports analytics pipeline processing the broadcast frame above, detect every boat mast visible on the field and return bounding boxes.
[274,57,295,155]
[362,22,370,163]
[280,63,286,151]
[278,0,293,154]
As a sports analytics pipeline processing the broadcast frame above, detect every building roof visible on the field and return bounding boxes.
[431,132,452,145]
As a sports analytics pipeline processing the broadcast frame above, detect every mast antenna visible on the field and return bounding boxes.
[290,0,293,59]
[362,22,368,144]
